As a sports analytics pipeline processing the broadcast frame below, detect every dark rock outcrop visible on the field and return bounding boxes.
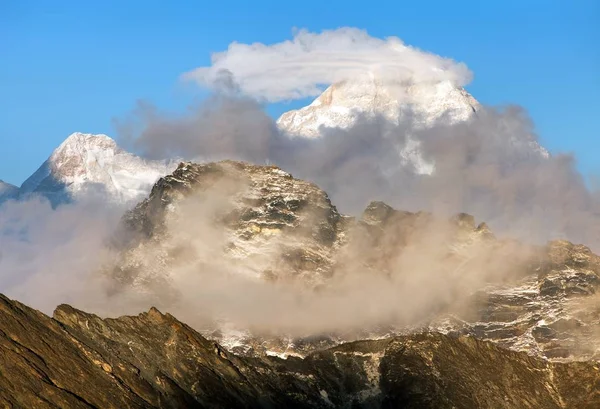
[112,161,347,288]
[1,293,599,409]
[103,161,600,361]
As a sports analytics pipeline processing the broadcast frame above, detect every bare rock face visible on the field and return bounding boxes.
[112,160,347,289]
[103,160,600,361]
[437,239,600,361]
[1,294,599,409]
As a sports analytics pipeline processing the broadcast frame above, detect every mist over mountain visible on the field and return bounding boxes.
[1,27,599,408]
[16,132,177,206]
[116,88,597,250]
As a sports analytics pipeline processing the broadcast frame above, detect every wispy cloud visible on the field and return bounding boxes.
[182,27,473,102]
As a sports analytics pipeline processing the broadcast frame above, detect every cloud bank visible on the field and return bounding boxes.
[183,27,473,102]
[0,196,125,313]
[100,179,539,337]
[118,93,600,249]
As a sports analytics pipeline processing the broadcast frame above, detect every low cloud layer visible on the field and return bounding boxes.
[183,27,472,102]
[106,87,600,342]
[88,171,539,338]
[118,93,600,249]
[0,196,125,313]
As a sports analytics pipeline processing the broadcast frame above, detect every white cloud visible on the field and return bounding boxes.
[182,27,473,102]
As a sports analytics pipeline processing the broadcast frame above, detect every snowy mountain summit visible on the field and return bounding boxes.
[19,132,176,205]
[277,76,479,138]
[276,73,549,174]
[4,75,549,205]
[276,75,480,175]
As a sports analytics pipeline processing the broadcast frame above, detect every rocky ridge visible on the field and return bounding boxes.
[114,160,350,288]
[107,161,600,361]
[1,293,599,409]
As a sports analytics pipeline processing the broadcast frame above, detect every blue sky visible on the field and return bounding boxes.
[0,0,598,186]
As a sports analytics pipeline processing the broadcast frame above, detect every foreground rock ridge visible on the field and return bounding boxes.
[1,294,599,409]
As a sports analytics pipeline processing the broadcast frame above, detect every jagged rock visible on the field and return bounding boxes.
[452,212,476,230]
[540,240,600,276]
[105,161,600,361]
[361,201,398,225]
[539,277,563,296]
[113,160,346,288]
[532,326,559,343]
[1,294,599,409]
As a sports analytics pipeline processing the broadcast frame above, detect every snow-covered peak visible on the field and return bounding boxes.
[54,132,118,154]
[276,73,549,174]
[20,132,177,205]
[276,76,480,174]
[276,75,479,138]
[47,133,121,181]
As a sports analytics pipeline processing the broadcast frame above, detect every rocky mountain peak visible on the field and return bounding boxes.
[115,160,346,289]
[106,161,600,361]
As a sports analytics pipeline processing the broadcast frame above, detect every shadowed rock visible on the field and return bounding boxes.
[1,294,599,408]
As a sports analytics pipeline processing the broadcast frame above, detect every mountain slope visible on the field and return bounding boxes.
[107,161,600,361]
[1,293,599,409]
[0,180,18,203]
[276,76,549,174]
[277,77,479,137]
[112,160,348,293]
[19,132,176,205]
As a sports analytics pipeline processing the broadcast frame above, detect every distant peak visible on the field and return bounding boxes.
[276,76,480,139]
[57,132,118,150]
[65,132,113,141]
[0,179,19,200]
[13,130,177,205]
[49,133,121,165]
